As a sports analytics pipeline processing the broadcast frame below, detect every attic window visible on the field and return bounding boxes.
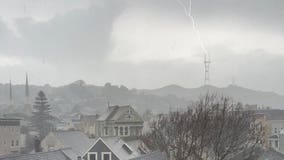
[122,144,133,154]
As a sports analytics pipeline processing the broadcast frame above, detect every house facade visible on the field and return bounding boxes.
[82,138,120,160]
[95,105,144,138]
[82,137,154,160]
[80,115,99,136]
[256,109,284,153]
[0,118,21,155]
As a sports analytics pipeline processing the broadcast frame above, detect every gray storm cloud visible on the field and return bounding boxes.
[0,0,283,94]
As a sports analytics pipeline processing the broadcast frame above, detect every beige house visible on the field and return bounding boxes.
[95,105,144,138]
[80,114,99,136]
[0,118,21,155]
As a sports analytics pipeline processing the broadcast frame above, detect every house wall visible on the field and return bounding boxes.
[83,139,120,160]
[267,120,284,151]
[279,134,284,154]
[96,122,143,138]
[0,125,21,155]
[268,120,284,135]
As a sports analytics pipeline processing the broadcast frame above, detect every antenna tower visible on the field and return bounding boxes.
[204,54,210,85]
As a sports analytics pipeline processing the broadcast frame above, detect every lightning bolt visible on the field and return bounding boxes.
[175,0,211,85]
[175,0,209,57]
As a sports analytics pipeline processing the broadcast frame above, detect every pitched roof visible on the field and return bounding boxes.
[229,147,284,160]
[0,150,70,160]
[130,151,168,160]
[123,138,150,154]
[51,131,94,159]
[97,105,143,122]
[84,137,142,159]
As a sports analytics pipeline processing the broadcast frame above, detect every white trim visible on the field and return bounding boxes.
[82,137,122,160]
[88,152,97,160]
[102,152,112,160]
[119,126,124,136]
[104,127,109,136]
[124,126,129,136]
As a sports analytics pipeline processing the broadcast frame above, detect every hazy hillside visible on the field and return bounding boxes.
[144,84,284,109]
[0,80,189,115]
[1,81,284,115]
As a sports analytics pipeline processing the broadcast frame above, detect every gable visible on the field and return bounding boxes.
[83,139,120,160]
[116,107,144,123]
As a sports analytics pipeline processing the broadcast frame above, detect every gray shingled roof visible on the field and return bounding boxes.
[97,105,143,122]
[229,147,284,160]
[52,131,95,160]
[90,137,142,159]
[130,151,167,160]
[0,150,70,160]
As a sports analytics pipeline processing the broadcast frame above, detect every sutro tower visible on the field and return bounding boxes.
[25,73,29,102]
[204,54,211,86]
[9,79,14,109]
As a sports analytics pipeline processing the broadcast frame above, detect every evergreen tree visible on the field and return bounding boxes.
[31,91,54,139]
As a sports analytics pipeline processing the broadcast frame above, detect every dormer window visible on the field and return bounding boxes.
[122,144,133,154]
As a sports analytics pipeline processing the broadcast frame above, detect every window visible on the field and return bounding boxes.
[11,140,14,147]
[104,127,108,136]
[120,127,124,136]
[16,140,19,146]
[125,126,129,135]
[136,128,139,136]
[88,152,97,160]
[102,152,111,160]
[114,127,118,136]
[275,140,279,148]
[275,128,278,134]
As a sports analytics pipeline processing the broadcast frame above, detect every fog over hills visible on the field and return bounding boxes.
[1,80,283,115]
[145,84,284,108]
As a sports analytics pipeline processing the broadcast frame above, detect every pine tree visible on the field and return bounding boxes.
[31,91,54,139]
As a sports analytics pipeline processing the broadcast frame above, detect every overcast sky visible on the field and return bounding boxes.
[0,0,283,94]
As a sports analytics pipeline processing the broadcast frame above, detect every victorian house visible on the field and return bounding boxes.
[95,105,144,138]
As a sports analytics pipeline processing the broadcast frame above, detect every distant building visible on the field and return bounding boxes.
[257,109,284,152]
[80,115,100,136]
[0,118,21,155]
[95,105,144,138]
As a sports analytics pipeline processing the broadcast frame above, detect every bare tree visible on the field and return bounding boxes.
[142,95,264,160]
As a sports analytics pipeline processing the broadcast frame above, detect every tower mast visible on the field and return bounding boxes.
[204,54,211,85]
